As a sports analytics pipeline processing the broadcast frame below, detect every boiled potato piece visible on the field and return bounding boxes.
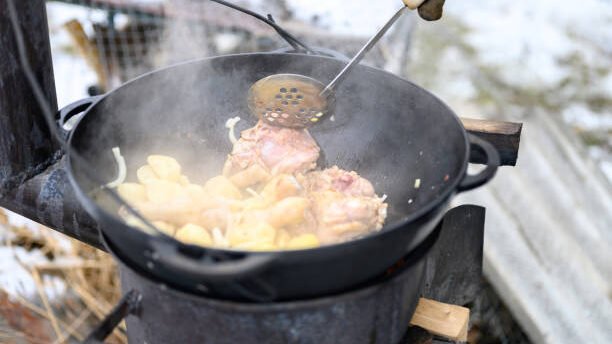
[117,183,147,205]
[179,175,190,186]
[145,180,185,203]
[229,164,270,188]
[287,234,320,249]
[123,215,155,235]
[175,223,212,246]
[186,184,206,199]
[137,165,158,185]
[267,197,309,228]
[226,222,276,247]
[152,221,176,236]
[204,176,242,200]
[241,196,270,211]
[261,174,302,202]
[147,155,182,181]
[275,229,291,248]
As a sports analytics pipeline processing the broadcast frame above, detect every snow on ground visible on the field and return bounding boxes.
[447,0,612,87]
[0,244,66,300]
[0,210,69,300]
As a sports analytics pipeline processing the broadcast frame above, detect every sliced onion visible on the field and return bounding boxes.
[106,147,127,188]
[225,116,241,145]
[212,227,229,248]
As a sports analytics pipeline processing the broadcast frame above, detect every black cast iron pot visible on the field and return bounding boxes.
[62,52,499,301]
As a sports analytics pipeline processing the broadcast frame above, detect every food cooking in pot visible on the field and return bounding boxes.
[114,120,387,251]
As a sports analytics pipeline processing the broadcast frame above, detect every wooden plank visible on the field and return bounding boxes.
[63,19,108,91]
[409,298,470,342]
[460,117,522,166]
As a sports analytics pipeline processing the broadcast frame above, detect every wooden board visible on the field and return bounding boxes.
[460,117,522,166]
[409,298,470,342]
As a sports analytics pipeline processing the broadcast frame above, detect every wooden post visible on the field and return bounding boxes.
[0,0,60,192]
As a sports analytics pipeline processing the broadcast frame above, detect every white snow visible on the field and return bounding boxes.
[563,104,612,131]
[447,0,612,87]
[0,245,66,300]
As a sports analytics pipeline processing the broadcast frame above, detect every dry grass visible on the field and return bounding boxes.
[0,209,125,344]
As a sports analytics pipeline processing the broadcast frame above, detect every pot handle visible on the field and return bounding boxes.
[457,134,500,192]
[56,96,103,137]
[150,239,278,283]
[269,46,350,61]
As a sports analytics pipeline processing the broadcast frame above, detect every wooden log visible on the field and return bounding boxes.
[460,117,522,166]
[409,298,470,342]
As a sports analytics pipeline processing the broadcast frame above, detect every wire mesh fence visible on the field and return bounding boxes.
[50,0,277,93]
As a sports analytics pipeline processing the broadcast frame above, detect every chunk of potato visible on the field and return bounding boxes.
[152,221,176,236]
[147,155,182,181]
[275,229,291,248]
[179,175,190,186]
[117,183,147,205]
[175,223,212,246]
[226,222,276,247]
[267,197,309,228]
[145,180,184,203]
[123,215,155,235]
[204,176,242,200]
[241,196,270,211]
[229,164,271,189]
[137,165,158,184]
[185,184,206,199]
[261,174,302,202]
[287,234,320,249]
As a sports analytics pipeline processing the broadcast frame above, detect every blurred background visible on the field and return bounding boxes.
[1,0,610,342]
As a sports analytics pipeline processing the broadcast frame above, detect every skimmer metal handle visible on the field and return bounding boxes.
[321,6,410,97]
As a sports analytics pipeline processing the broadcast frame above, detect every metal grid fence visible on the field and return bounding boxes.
[50,0,272,93]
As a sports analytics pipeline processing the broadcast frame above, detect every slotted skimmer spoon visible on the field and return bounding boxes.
[247,0,426,129]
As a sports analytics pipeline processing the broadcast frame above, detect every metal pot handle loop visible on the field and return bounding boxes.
[150,239,277,283]
[269,46,350,61]
[83,289,141,344]
[56,96,103,137]
[457,134,500,192]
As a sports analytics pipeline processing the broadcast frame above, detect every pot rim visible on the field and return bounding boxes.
[66,52,470,257]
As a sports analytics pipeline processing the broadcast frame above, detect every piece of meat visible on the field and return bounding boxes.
[304,167,387,244]
[224,120,320,177]
[303,166,375,197]
[310,191,387,244]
